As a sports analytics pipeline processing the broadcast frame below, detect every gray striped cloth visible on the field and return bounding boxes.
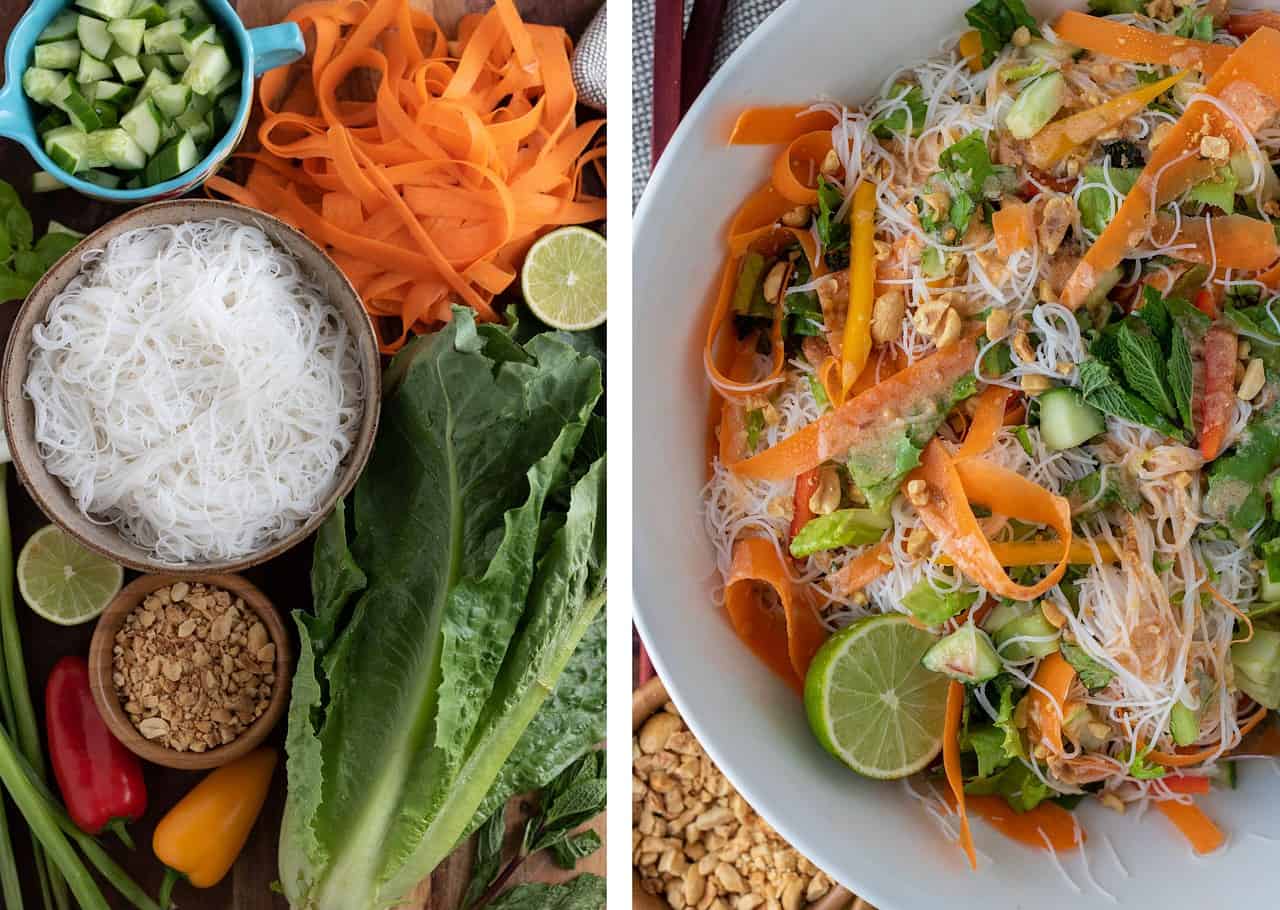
[633,0,786,206]
[571,3,608,112]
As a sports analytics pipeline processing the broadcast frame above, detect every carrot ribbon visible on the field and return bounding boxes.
[1053,11,1232,76]
[729,106,838,145]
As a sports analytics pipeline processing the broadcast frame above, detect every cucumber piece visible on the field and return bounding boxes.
[134,66,173,103]
[89,127,146,169]
[186,91,212,116]
[79,168,123,189]
[185,116,212,146]
[75,0,134,18]
[144,131,198,184]
[165,0,210,25]
[21,67,65,104]
[210,68,240,97]
[123,176,143,189]
[179,22,216,60]
[59,85,103,133]
[44,126,90,173]
[1170,700,1200,746]
[33,40,82,70]
[1038,387,1105,452]
[143,18,187,54]
[922,625,1001,684]
[76,15,113,60]
[120,97,163,154]
[35,108,70,134]
[92,100,119,128]
[151,83,191,118]
[166,53,189,73]
[213,93,238,131]
[112,54,144,82]
[106,18,146,56]
[128,0,167,26]
[1004,72,1066,140]
[181,43,230,96]
[38,12,80,43]
[46,220,85,239]
[31,170,67,193]
[992,608,1060,662]
[93,80,134,103]
[138,53,168,74]
[174,104,204,130]
[78,51,114,83]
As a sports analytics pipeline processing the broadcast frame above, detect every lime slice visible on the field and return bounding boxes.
[804,613,950,779]
[18,525,123,626]
[521,226,607,330]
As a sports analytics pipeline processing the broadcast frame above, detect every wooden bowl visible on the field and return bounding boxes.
[87,573,292,771]
[1,199,381,575]
[632,677,861,910]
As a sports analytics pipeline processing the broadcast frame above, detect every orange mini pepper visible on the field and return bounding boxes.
[153,748,277,905]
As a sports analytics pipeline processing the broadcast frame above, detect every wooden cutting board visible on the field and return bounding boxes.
[0,1,605,907]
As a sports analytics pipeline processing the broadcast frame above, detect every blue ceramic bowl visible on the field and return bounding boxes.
[0,0,304,202]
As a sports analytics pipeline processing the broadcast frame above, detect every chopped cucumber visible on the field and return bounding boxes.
[45,126,90,172]
[138,53,168,73]
[181,42,230,96]
[106,18,146,56]
[134,66,173,103]
[21,67,64,104]
[46,220,85,239]
[166,53,189,72]
[992,607,1060,661]
[144,132,198,184]
[35,108,69,133]
[78,51,114,83]
[38,12,80,43]
[210,68,240,97]
[922,625,1001,684]
[143,18,186,54]
[151,83,190,118]
[1005,72,1066,140]
[112,54,144,82]
[165,0,209,25]
[31,171,66,193]
[129,0,167,26]
[121,98,163,154]
[1170,700,1200,746]
[33,40,82,71]
[185,117,212,146]
[75,0,134,18]
[180,22,216,59]
[123,176,143,189]
[76,15,113,60]
[1038,388,1105,452]
[93,100,119,128]
[89,128,146,169]
[80,168,123,189]
[93,80,134,103]
[186,91,212,116]
[59,85,103,133]
[214,93,238,130]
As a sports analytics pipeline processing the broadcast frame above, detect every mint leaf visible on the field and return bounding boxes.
[939,132,998,199]
[0,266,33,303]
[870,83,928,138]
[1169,325,1194,430]
[549,831,602,870]
[965,0,1040,67]
[1079,359,1186,440]
[1117,322,1178,420]
[1060,642,1114,691]
[462,810,507,909]
[1137,285,1172,347]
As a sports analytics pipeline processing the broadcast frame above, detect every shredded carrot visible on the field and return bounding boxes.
[1152,213,1280,270]
[992,201,1034,258]
[1053,11,1232,75]
[957,386,1011,459]
[206,0,604,352]
[1154,799,1225,854]
[830,541,893,594]
[1149,707,1268,767]
[729,106,838,145]
[702,253,787,401]
[1028,652,1076,755]
[724,537,827,693]
[943,681,977,870]
[962,796,1084,852]
[841,181,876,397]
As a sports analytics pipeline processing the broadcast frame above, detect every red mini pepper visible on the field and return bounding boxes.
[46,655,146,847]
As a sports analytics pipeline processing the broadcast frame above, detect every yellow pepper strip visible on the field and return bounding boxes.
[958,30,984,73]
[840,181,876,399]
[1026,71,1187,170]
[939,539,1118,567]
[153,748,277,904]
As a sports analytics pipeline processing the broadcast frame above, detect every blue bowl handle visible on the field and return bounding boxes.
[0,78,38,155]
[247,23,305,77]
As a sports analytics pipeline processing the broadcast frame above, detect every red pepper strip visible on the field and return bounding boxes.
[1154,799,1226,854]
[1199,325,1238,461]
[732,329,981,481]
[943,681,977,870]
[790,469,821,544]
[911,442,1073,602]
[957,385,1011,459]
[46,656,145,848]
[1194,288,1218,319]
[1162,775,1212,795]
[724,538,827,693]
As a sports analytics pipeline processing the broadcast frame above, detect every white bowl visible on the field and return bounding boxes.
[632,1,1280,906]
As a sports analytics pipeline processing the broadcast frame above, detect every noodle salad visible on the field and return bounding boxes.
[702,0,1280,867]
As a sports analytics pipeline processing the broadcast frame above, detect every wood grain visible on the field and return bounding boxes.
[0,1,605,907]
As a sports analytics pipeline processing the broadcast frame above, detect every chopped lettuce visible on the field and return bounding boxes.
[790,507,892,557]
[869,82,927,138]
[965,759,1054,812]
[1077,165,1140,235]
[902,578,978,625]
[1187,166,1238,214]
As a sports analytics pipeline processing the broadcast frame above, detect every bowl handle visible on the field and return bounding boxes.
[246,23,306,77]
[0,79,38,155]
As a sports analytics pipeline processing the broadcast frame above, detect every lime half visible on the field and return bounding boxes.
[804,613,950,779]
[521,226,607,330]
[18,525,123,626]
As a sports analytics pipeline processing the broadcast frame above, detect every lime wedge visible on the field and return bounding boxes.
[18,525,123,626]
[804,613,950,779]
[521,226,607,330]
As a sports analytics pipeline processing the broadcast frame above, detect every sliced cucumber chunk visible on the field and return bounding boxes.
[75,0,134,18]
[181,42,230,96]
[112,54,144,82]
[144,131,198,184]
[46,220,85,239]
[38,12,80,43]
[31,170,67,193]
[210,68,239,98]
[922,625,1001,684]
[165,0,209,25]
[35,108,70,133]
[213,93,238,131]
[89,128,146,169]
[78,51,114,83]
[21,67,65,104]
[128,0,167,26]
[76,15,113,60]
[33,40,82,71]
[123,175,143,189]
[120,98,163,154]
[1005,72,1066,140]
[166,52,189,72]
[143,18,186,54]
[92,100,119,128]
[80,168,123,189]
[151,83,191,118]
[93,80,134,103]
[44,126,90,173]
[106,18,146,56]
[59,85,103,133]
[1038,387,1105,452]
[138,52,168,74]
[186,91,212,116]
[134,65,173,103]
[179,22,216,59]
[184,116,212,146]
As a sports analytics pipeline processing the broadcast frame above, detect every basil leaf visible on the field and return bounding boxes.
[0,265,33,304]
[789,508,892,558]
[1060,642,1114,691]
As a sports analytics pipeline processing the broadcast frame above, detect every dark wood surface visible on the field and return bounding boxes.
[0,0,604,907]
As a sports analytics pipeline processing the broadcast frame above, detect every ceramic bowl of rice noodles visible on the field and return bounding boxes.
[2,199,380,574]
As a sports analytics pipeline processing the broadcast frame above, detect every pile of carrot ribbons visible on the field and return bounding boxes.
[208,0,605,351]
[707,10,1280,869]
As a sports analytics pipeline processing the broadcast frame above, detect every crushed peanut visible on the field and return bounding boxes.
[113,582,275,753]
